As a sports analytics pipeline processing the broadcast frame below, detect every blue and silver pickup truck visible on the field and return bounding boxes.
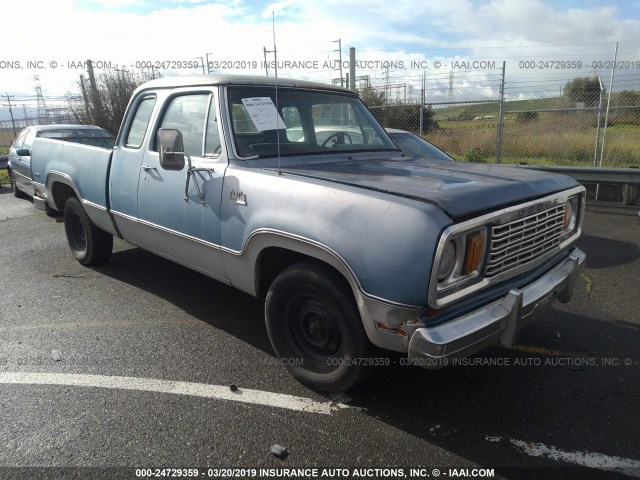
[30,74,586,391]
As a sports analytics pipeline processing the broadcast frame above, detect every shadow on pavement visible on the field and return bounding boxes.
[578,234,640,269]
[348,308,639,477]
[96,246,272,356]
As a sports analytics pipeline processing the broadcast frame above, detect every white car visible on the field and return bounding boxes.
[385,128,454,161]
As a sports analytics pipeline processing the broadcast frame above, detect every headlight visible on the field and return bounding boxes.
[438,240,457,280]
[434,228,487,292]
[562,197,578,234]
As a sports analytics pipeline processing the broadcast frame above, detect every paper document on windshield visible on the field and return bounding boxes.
[241,97,286,131]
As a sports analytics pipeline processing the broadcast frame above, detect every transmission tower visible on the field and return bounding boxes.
[34,75,48,124]
[447,71,455,103]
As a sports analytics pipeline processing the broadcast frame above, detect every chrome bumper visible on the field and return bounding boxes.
[408,248,586,365]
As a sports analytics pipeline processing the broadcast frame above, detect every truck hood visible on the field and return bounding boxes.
[281,157,579,220]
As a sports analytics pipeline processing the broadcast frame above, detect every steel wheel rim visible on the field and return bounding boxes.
[287,294,342,363]
[70,213,87,251]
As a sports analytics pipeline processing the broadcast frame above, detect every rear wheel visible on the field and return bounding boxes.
[63,197,113,265]
[265,261,375,392]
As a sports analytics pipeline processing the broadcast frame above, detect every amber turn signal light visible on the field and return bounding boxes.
[463,233,484,275]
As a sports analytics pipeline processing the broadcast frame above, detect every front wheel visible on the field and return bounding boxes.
[11,173,27,199]
[265,261,375,392]
[63,197,113,265]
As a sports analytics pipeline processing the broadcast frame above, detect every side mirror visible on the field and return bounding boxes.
[157,128,186,171]
[16,148,31,157]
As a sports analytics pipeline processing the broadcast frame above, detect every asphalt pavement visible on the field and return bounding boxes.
[0,185,638,480]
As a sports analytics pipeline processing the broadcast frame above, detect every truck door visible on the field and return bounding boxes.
[135,90,228,281]
[110,94,156,226]
[10,127,35,195]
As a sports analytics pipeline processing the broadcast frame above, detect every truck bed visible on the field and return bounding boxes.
[31,137,113,210]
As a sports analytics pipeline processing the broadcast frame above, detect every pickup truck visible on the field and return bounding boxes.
[30,74,586,392]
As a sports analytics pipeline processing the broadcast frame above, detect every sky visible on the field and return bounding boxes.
[1,0,639,105]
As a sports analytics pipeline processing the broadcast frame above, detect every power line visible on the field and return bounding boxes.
[1,94,17,136]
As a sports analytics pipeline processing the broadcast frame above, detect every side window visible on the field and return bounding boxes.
[204,99,221,156]
[126,96,156,148]
[160,94,209,158]
[12,129,28,149]
[22,129,37,150]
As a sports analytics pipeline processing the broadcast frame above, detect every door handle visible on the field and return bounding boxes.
[141,165,157,171]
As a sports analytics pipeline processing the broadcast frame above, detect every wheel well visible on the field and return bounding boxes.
[255,247,352,299]
[51,182,76,211]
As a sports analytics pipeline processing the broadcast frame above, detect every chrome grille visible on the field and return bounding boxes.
[485,204,565,278]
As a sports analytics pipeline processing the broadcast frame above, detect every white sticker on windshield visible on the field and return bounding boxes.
[241,97,286,131]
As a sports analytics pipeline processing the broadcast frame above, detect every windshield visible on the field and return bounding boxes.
[227,87,397,158]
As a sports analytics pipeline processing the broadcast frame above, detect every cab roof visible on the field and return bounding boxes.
[135,74,355,96]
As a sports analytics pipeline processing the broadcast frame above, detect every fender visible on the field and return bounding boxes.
[37,171,119,237]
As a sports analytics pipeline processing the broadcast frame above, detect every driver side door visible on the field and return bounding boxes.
[136,90,228,281]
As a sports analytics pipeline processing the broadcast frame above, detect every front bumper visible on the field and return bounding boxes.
[408,247,586,365]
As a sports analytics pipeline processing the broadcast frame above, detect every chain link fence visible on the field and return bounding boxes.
[2,72,639,170]
[367,75,640,169]
[0,101,81,149]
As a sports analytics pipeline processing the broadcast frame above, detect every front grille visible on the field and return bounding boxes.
[484,204,565,278]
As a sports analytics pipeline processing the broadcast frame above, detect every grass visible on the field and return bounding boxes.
[428,93,640,167]
[423,114,640,168]
[1,147,9,185]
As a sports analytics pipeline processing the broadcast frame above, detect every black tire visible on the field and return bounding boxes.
[11,173,27,199]
[63,197,113,265]
[265,261,375,392]
[45,203,61,218]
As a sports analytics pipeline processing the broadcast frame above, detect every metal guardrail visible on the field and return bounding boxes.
[514,165,640,185]
[507,165,639,206]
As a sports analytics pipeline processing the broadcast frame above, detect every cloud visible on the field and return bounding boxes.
[2,0,638,98]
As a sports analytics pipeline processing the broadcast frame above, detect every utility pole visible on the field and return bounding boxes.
[349,47,356,91]
[495,61,506,164]
[599,42,618,168]
[86,59,104,125]
[195,57,205,74]
[596,41,619,200]
[420,72,425,136]
[593,76,604,167]
[384,66,389,103]
[2,94,17,136]
[205,53,214,74]
[333,39,343,87]
[79,75,91,122]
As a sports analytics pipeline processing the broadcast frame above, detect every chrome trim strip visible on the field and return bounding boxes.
[110,210,222,250]
[110,210,137,223]
[12,171,30,181]
[428,185,585,309]
[82,199,107,212]
[49,170,75,183]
